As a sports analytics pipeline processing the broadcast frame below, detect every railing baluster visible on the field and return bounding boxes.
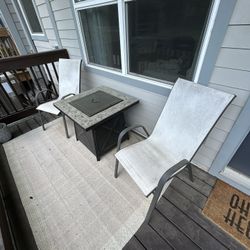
[0,98,10,115]
[3,72,24,109]
[52,62,59,81]
[0,78,17,111]
[12,70,32,104]
[29,67,46,101]
[37,64,53,100]
[37,65,50,89]
[21,69,36,97]
[45,64,58,97]
[0,49,69,123]
[2,41,9,57]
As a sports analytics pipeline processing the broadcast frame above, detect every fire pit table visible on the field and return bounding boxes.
[54,86,139,161]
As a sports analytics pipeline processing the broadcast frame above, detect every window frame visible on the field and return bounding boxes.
[73,0,220,88]
[17,0,46,40]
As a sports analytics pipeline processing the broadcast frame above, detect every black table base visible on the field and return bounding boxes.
[74,113,128,161]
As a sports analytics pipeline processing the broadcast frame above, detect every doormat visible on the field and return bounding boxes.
[203,180,250,248]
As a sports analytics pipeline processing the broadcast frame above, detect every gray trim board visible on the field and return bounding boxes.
[11,0,37,52]
[30,0,48,42]
[69,0,85,59]
[209,96,250,195]
[198,0,236,86]
[0,1,27,54]
[44,0,62,48]
[30,35,48,42]
[85,66,172,96]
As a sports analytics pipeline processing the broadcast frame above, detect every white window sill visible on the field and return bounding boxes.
[221,168,250,189]
[85,63,174,91]
[31,34,48,41]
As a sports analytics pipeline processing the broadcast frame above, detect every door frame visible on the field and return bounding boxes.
[209,96,250,195]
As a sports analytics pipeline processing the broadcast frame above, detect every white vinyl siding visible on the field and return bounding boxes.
[51,0,81,59]
[31,0,51,50]
[192,0,250,170]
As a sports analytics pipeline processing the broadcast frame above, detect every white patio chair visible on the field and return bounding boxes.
[114,78,235,223]
[36,58,82,137]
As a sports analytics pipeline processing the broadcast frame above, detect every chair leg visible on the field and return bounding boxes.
[144,186,163,224]
[114,159,119,178]
[39,110,45,131]
[62,114,69,138]
[188,163,194,182]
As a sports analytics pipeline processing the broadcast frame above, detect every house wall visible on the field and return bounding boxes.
[77,0,250,172]
[32,0,82,60]
[5,0,250,174]
[194,0,250,170]
[32,0,58,52]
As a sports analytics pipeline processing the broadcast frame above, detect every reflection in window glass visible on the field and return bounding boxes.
[228,132,250,177]
[127,0,212,82]
[19,0,43,34]
[79,5,121,69]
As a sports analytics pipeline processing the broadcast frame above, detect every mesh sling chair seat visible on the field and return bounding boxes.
[114,78,235,223]
[36,58,82,137]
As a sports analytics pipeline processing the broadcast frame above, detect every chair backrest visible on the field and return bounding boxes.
[150,78,235,163]
[58,58,82,98]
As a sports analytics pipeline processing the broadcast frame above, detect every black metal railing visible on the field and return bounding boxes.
[0,49,69,124]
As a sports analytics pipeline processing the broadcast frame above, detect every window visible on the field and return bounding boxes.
[127,0,211,82]
[18,0,43,35]
[75,0,213,84]
[79,5,121,69]
[228,132,250,178]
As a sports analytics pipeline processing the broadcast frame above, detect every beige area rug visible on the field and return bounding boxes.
[3,118,150,250]
[203,180,250,249]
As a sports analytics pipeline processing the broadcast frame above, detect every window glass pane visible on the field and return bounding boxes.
[228,132,250,177]
[19,0,42,33]
[79,5,121,69]
[127,0,212,82]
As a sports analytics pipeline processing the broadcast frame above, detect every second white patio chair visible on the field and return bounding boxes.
[114,78,235,223]
[36,58,82,137]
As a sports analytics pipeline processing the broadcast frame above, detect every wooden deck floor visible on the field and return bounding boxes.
[124,167,246,250]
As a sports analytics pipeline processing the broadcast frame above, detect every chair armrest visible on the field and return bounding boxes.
[144,159,190,223]
[35,89,54,106]
[158,159,189,188]
[116,124,149,152]
[61,93,76,100]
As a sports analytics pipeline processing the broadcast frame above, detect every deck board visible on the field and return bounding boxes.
[184,166,216,187]
[171,178,207,209]
[124,166,246,250]
[164,187,246,250]
[124,237,145,250]
[157,197,227,250]
[135,224,173,250]
[177,171,212,197]
[149,210,200,250]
